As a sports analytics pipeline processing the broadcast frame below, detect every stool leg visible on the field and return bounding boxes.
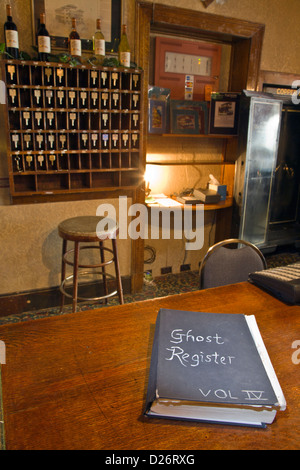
[73,241,80,313]
[99,241,108,304]
[60,239,67,312]
[112,238,124,304]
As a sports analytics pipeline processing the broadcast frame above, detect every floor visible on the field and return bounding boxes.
[0,246,299,326]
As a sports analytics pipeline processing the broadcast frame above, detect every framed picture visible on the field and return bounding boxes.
[170,100,208,134]
[31,0,121,53]
[148,99,167,134]
[171,108,199,134]
[209,92,240,135]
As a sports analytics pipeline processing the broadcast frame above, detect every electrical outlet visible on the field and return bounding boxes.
[180,264,191,272]
[161,266,172,275]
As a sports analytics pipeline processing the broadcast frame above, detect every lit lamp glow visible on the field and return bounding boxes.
[144,165,154,200]
[145,161,172,199]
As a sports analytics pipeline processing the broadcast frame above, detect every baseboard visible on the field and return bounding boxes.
[0,276,131,318]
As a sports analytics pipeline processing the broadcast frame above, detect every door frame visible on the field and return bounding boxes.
[132,1,265,291]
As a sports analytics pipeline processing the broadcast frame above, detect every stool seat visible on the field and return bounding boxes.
[58,216,124,313]
[58,216,118,242]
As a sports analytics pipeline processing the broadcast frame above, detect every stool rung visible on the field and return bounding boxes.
[63,245,114,269]
[60,271,118,302]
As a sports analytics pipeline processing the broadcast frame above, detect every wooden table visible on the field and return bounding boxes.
[0,282,299,450]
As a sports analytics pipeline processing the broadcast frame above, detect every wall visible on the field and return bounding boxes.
[130,0,300,75]
[0,0,300,297]
[0,198,131,294]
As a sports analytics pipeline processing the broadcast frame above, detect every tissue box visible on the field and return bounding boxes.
[208,183,227,201]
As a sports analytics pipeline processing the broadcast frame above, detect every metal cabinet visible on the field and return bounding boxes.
[233,91,282,248]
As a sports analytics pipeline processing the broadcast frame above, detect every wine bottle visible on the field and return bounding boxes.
[118,24,130,67]
[93,18,105,64]
[4,4,19,59]
[69,18,81,60]
[37,13,51,62]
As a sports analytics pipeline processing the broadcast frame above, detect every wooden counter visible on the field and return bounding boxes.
[0,282,299,450]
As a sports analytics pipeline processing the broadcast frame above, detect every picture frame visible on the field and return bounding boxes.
[148,99,167,134]
[170,100,208,134]
[31,0,121,54]
[171,108,199,134]
[209,92,240,135]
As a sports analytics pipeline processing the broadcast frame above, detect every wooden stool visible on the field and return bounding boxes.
[58,216,124,313]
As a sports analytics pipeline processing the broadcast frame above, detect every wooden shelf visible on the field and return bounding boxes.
[146,160,235,165]
[2,59,144,203]
[148,133,236,138]
[146,196,233,211]
[197,196,233,211]
[147,132,237,166]
[173,196,233,211]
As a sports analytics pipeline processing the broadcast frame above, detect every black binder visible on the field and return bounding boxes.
[249,262,300,304]
[145,309,286,427]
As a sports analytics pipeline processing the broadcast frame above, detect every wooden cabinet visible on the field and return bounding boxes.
[2,60,143,204]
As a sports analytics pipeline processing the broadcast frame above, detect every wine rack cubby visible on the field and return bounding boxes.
[2,60,143,203]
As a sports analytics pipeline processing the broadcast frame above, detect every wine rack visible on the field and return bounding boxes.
[2,59,143,203]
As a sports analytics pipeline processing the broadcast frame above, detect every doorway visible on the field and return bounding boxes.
[132,1,265,290]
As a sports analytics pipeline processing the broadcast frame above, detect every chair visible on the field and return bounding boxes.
[199,238,267,289]
[58,216,124,313]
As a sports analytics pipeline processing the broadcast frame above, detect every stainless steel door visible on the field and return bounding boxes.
[239,97,282,245]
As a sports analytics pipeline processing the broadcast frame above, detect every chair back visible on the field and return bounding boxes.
[199,238,267,289]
